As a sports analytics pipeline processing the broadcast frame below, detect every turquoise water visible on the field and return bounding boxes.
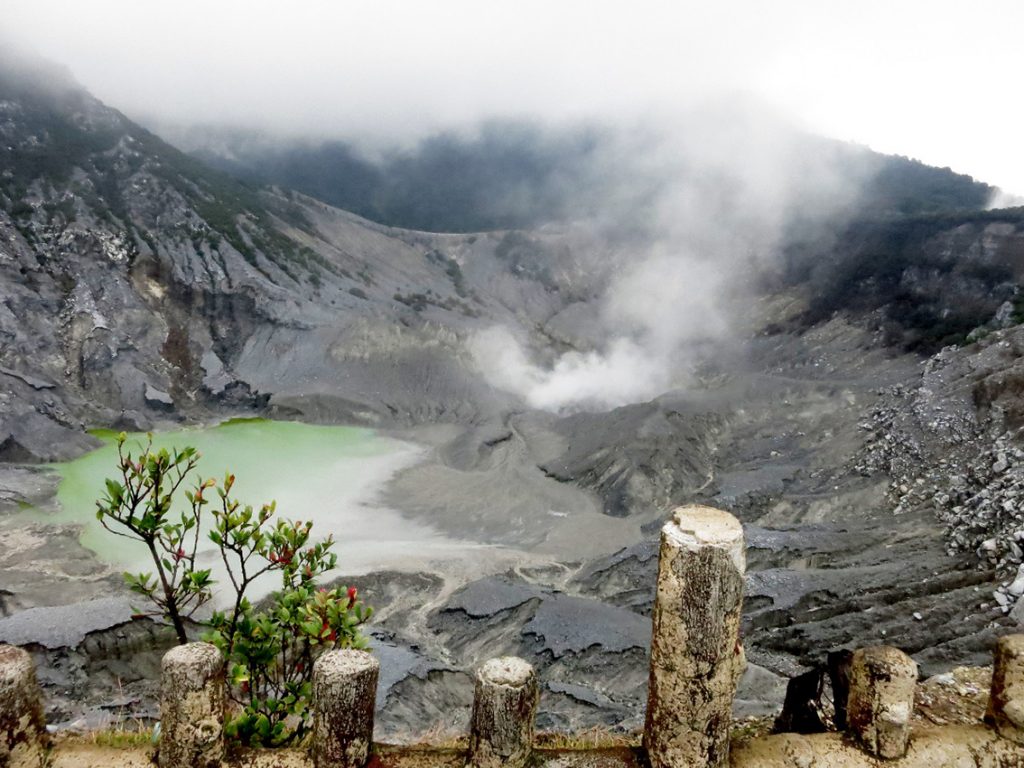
[33,419,448,592]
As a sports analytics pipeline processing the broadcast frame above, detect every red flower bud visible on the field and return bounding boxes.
[347,587,357,609]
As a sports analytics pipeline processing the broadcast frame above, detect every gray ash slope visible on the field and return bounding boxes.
[4,53,1024,737]
[0,54,605,443]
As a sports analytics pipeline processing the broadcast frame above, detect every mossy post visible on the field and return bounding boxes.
[312,649,379,768]
[987,634,1024,743]
[467,657,538,768]
[847,646,917,759]
[643,505,746,768]
[0,644,47,768]
[159,642,224,768]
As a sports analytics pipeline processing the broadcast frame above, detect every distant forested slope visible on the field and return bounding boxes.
[184,121,994,233]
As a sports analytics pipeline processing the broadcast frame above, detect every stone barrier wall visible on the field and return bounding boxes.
[4,504,1024,767]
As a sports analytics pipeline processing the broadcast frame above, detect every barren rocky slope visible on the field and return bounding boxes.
[4,54,1024,738]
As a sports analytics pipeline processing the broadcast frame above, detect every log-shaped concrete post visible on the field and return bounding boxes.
[847,646,917,759]
[312,649,379,768]
[986,634,1024,743]
[159,642,224,768]
[0,644,47,768]
[467,657,538,768]
[643,505,746,768]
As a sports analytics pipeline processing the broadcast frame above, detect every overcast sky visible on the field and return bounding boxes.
[5,0,1022,193]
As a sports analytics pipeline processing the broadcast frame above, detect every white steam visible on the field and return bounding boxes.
[471,330,674,411]
[988,189,1024,210]
[471,253,732,412]
[471,104,865,412]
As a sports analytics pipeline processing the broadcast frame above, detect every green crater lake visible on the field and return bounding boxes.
[39,419,454,592]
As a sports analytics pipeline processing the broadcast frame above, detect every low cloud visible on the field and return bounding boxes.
[3,2,1021,191]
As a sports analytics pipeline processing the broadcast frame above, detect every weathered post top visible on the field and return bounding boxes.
[478,656,534,687]
[665,504,745,566]
[161,642,223,689]
[644,504,746,768]
[315,647,380,680]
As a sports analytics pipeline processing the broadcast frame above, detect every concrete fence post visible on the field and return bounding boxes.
[0,644,47,768]
[643,505,746,768]
[159,642,224,768]
[312,649,379,768]
[846,646,917,759]
[467,657,538,768]
[987,634,1024,743]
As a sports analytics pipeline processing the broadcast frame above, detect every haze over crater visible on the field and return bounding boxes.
[3,0,1023,194]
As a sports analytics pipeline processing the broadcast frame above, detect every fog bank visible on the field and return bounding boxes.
[3,1,1022,192]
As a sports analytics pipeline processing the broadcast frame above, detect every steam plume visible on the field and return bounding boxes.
[471,103,865,411]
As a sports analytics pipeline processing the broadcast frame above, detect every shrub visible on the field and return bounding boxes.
[96,433,372,746]
[95,439,210,643]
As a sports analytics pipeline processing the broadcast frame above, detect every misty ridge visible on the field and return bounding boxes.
[0,41,1009,413]
[164,105,999,411]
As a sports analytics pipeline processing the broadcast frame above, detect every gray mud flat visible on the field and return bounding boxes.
[3,315,1022,737]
